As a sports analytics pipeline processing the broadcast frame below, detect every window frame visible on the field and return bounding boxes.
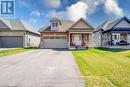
[52,22,58,28]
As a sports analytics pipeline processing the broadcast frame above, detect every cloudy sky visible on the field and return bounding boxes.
[13,0,130,29]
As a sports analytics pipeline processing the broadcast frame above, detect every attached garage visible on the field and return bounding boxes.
[43,36,67,48]
[0,36,23,48]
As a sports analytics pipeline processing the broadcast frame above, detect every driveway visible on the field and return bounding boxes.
[0,49,84,87]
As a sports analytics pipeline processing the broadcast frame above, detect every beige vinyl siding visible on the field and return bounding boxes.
[72,20,91,29]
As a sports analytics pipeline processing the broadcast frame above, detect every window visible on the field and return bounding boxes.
[114,35,117,40]
[50,37,54,39]
[44,37,49,39]
[52,22,58,27]
[112,34,120,40]
[56,37,60,39]
[61,37,66,39]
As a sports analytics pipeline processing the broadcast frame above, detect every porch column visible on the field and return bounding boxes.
[127,33,130,44]
[67,33,70,48]
[82,34,84,46]
[110,32,112,45]
[70,34,72,46]
[86,34,89,48]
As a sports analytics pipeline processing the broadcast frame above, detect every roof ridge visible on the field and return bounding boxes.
[97,20,109,29]
[68,17,95,30]
[61,19,74,21]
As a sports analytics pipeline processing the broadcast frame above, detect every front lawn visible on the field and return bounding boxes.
[72,48,130,87]
[0,48,35,57]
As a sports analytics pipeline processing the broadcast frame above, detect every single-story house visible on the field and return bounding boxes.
[0,18,40,48]
[94,16,130,47]
[39,17,95,49]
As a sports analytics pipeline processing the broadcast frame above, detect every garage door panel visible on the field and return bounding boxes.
[43,36,67,48]
[0,36,23,48]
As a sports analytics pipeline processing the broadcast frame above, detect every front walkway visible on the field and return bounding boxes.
[0,49,84,87]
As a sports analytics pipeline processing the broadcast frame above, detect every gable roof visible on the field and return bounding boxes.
[39,20,74,32]
[50,18,62,25]
[97,16,130,31]
[110,16,130,29]
[39,17,95,32]
[68,17,95,30]
[0,18,39,34]
[97,20,114,30]
[0,18,12,29]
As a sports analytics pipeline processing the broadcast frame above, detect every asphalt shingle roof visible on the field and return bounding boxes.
[39,20,74,32]
[97,16,130,31]
[97,19,116,30]
[0,18,39,34]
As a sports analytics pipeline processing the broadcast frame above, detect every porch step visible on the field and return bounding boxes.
[77,45,86,49]
[69,46,86,50]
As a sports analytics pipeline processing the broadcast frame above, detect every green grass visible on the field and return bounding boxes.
[0,47,36,57]
[72,48,130,87]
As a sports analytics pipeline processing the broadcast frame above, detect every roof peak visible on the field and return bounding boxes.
[97,16,130,31]
[50,18,60,21]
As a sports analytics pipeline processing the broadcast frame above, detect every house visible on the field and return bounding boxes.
[94,16,130,47]
[0,18,40,48]
[39,17,95,49]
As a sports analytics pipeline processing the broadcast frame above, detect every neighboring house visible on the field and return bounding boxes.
[94,16,130,47]
[0,18,40,48]
[39,17,95,49]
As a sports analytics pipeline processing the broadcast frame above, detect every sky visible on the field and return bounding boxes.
[5,0,130,30]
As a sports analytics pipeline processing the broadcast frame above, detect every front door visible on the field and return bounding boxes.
[74,35,81,45]
[112,34,120,45]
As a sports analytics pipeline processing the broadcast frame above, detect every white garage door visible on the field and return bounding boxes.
[43,36,67,48]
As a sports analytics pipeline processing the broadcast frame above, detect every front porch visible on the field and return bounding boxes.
[68,33,93,49]
[102,32,130,46]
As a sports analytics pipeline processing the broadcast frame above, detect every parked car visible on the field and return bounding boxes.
[117,40,129,45]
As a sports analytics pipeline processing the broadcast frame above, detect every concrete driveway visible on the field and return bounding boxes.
[0,49,84,87]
